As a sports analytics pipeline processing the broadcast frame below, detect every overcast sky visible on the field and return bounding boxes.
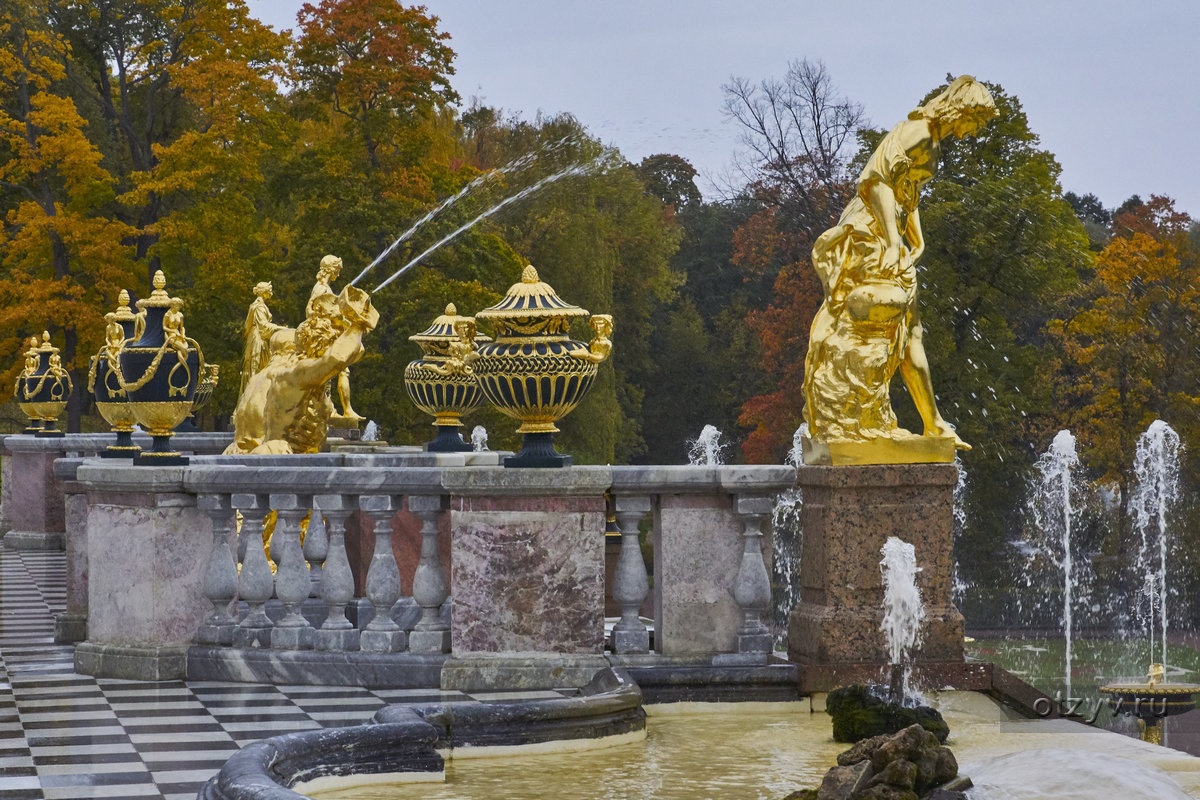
[248,0,1200,216]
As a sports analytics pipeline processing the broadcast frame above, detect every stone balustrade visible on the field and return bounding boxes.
[63,454,794,689]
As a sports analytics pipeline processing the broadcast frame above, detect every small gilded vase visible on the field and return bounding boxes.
[404,303,491,452]
[13,332,72,437]
[472,264,613,467]
[116,270,206,465]
[89,290,142,457]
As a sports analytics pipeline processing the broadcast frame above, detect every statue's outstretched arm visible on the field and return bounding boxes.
[868,181,903,267]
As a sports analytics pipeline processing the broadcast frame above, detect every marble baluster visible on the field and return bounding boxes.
[610,494,652,654]
[313,494,359,652]
[359,494,406,653]
[408,494,450,653]
[303,503,328,598]
[270,492,315,650]
[732,493,774,658]
[195,493,237,645]
[233,493,273,648]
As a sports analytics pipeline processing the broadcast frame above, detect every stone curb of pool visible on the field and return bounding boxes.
[198,667,645,800]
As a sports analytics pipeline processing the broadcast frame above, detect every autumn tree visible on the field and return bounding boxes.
[722,59,864,460]
[1046,196,1200,497]
[0,1,136,429]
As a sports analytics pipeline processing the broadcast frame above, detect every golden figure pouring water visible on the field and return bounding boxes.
[801,76,997,465]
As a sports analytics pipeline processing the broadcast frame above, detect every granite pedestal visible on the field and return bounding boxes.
[440,466,611,691]
[74,464,213,680]
[787,463,963,669]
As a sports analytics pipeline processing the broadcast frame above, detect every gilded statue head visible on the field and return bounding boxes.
[909,75,997,139]
[318,254,343,282]
[253,281,273,299]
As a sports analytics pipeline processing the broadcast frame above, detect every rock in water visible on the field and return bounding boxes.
[803,723,965,800]
[826,685,949,744]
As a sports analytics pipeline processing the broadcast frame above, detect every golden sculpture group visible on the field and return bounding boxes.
[14,79,995,465]
[226,255,378,455]
[801,76,997,466]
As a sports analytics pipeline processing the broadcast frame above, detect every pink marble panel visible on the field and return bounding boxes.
[451,507,604,655]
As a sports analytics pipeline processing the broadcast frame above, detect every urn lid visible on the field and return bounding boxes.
[111,289,138,322]
[475,265,590,321]
[136,270,180,310]
[36,331,59,355]
[409,303,492,344]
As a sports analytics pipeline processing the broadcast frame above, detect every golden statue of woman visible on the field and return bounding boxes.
[239,281,283,397]
[802,76,996,465]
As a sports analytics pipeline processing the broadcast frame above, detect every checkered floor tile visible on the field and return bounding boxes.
[0,543,572,799]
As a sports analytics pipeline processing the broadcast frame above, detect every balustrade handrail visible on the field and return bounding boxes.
[183,464,445,496]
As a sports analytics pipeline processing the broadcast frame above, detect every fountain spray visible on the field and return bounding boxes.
[1028,430,1084,700]
[1129,420,1181,670]
[687,425,726,466]
[372,157,609,293]
[880,536,925,703]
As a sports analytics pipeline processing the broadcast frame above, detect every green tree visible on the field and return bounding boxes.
[640,192,768,463]
[887,81,1091,622]
[460,113,682,463]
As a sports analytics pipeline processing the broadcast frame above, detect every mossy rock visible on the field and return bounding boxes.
[781,790,818,800]
[826,685,949,744]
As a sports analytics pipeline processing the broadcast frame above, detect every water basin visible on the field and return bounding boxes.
[305,694,1200,800]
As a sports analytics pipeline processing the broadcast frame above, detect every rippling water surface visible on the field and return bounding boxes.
[311,703,842,800]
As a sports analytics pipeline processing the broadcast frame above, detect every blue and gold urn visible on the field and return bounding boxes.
[88,290,141,458]
[14,332,72,437]
[473,264,613,467]
[116,270,207,465]
[404,303,491,452]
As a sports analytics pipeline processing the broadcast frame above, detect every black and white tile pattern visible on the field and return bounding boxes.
[0,546,571,799]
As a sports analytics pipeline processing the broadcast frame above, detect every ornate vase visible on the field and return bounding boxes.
[404,303,491,452]
[89,290,142,457]
[13,332,72,437]
[472,264,613,467]
[116,270,207,466]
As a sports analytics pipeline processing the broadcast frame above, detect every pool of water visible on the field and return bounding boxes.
[308,702,842,800]
[305,695,1200,800]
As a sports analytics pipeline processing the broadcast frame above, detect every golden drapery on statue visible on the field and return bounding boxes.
[225,257,378,456]
[801,76,997,466]
[239,281,283,398]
